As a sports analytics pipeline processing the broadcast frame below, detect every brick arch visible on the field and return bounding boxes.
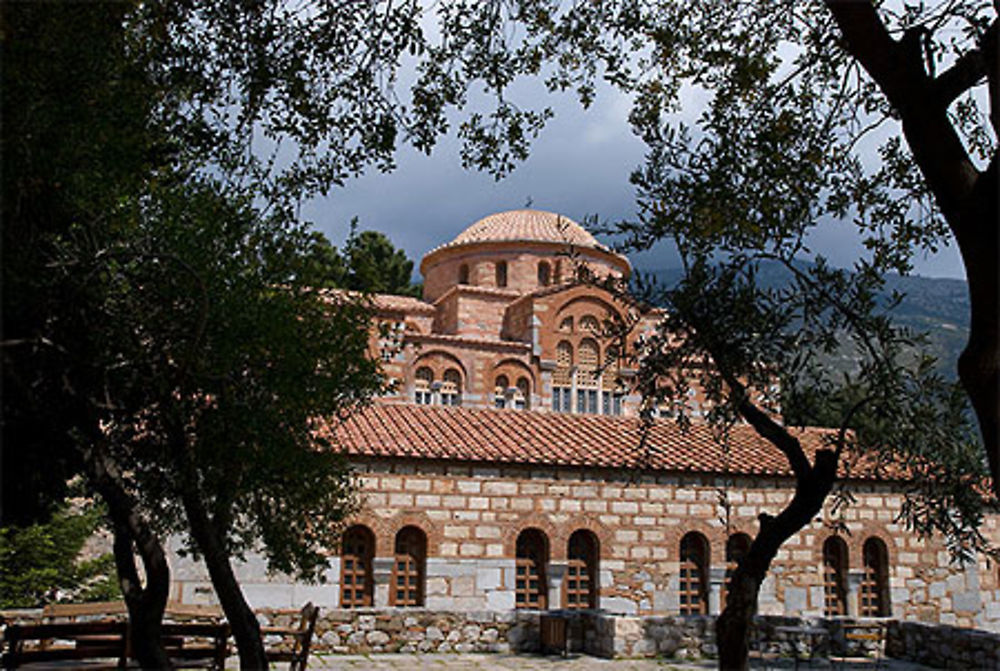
[553,295,622,323]
[664,519,726,566]
[347,513,390,556]
[383,511,440,555]
[555,518,613,562]
[491,357,536,390]
[845,520,898,559]
[503,515,560,558]
[411,350,468,384]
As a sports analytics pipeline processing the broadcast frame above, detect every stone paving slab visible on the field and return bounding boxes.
[304,653,939,670]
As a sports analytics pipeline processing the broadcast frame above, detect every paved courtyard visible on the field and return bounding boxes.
[305,652,939,670]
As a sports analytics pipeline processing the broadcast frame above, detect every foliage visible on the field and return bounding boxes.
[302,223,421,297]
[0,503,119,609]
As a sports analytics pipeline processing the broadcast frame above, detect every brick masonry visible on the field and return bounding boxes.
[170,458,1000,632]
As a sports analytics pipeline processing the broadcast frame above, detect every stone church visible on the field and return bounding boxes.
[170,209,1000,635]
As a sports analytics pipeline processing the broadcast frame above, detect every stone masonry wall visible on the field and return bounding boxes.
[169,458,1000,632]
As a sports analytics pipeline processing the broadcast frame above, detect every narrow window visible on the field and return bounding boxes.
[538,261,551,287]
[441,368,462,406]
[576,338,600,414]
[515,529,548,609]
[553,341,573,413]
[515,377,530,410]
[495,261,508,288]
[579,315,600,333]
[414,367,434,405]
[724,533,752,607]
[494,374,510,409]
[458,264,470,285]
[565,530,598,610]
[391,526,426,607]
[341,525,374,607]
[823,536,849,617]
[558,316,574,333]
[679,532,709,615]
[861,537,889,617]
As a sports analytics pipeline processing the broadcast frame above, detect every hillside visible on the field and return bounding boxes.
[639,261,970,377]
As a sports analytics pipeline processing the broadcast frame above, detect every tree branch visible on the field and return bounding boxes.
[723,373,811,480]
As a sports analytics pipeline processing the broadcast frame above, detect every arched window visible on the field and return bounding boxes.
[724,533,752,607]
[823,536,849,616]
[538,261,551,287]
[515,529,548,609]
[494,374,510,409]
[861,537,889,617]
[441,368,462,406]
[414,367,434,405]
[565,530,598,610]
[515,377,530,410]
[553,341,573,413]
[391,526,426,607]
[341,525,374,607]
[558,316,574,333]
[458,264,470,285]
[579,315,600,333]
[495,261,508,288]
[576,338,600,414]
[679,532,709,615]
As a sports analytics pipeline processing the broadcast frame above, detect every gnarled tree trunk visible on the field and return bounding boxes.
[716,450,838,670]
[82,441,171,669]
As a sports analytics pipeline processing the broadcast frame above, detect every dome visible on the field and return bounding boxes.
[441,209,605,251]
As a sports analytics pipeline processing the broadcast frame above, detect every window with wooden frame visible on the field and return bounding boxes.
[724,533,752,607]
[823,536,848,617]
[414,367,434,405]
[678,532,709,615]
[340,525,374,607]
[860,537,889,617]
[391,526,426,607]
[441,368,462,406]
[553,341,573,413]
[515,377,530,410]
[576,338,600,414]
[515,529,548,610]
[564,530,598,610]
[494,374,509,409]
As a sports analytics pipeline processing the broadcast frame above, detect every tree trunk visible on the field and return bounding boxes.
[717,450,838,670]
[112,523,172,670]
[82,441,171,669]
[165,420,268,670]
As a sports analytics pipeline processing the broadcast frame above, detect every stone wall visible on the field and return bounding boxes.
[256,608,539,655]
[886,620,1000,669]
[172,458,1000,631]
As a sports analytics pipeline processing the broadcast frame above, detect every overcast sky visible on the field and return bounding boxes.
[301,85,967,281]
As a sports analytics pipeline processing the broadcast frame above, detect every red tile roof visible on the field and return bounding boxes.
[318,403,872,479]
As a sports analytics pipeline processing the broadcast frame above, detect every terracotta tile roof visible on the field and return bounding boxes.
[371,293,435,314]
[318,403,874,479]
[436,210,606,251]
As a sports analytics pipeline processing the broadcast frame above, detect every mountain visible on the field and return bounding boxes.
[637,260,970,377]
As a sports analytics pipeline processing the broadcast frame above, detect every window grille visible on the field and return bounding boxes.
[391,527,426,607]
[679,533,709,615]
[565,531,598,609]
[823,537,848,617]
[414,367,434,405]
[515,529,548,609]
[441,368,462,406]
[860,537,889,617]
[341,526,374,607]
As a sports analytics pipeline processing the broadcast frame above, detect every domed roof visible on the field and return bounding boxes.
[442,209,605,250]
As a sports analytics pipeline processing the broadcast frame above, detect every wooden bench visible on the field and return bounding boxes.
[2,620,229,670]
[262,602,319,671]
[3,620,128,669]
